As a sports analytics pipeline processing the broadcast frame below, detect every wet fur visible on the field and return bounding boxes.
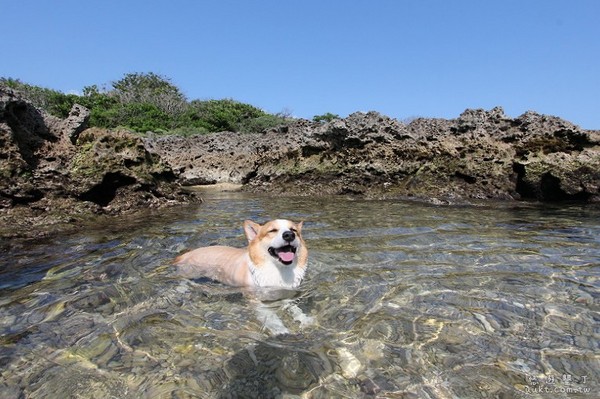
[174,219,308,289]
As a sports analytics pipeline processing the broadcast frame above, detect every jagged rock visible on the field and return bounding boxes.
[143,131,264,185]
[0,85,198,237]
[63,104,90,144]
[147,107,599,203]
[67,128,192,211]
[513,149,600,201]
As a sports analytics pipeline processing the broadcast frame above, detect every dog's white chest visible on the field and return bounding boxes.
[249,261,305,289]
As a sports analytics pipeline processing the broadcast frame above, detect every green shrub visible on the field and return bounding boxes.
[187,99,268,132]
[1,77,77,118]
[167,126,210,137]
[117,103,171,132]
[112,72,187,116]
[78,85,120,128]
[239,114,292,133]
[1,73,298,135]
[313,112,340,123]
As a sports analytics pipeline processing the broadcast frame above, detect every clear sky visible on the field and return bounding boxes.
[2,1,599,128]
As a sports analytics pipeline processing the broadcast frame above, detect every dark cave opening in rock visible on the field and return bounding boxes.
[539,172,591,202]
[79,172,137,207]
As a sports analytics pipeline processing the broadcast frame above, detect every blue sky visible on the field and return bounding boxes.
[2,1,599,128]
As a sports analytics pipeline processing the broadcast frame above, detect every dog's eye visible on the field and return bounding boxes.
[268,228,278,234]
[290,228,297,233]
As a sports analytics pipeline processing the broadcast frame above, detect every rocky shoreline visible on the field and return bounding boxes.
[0,87,198,238]
[2,86,599,236]
[148,107,600,203]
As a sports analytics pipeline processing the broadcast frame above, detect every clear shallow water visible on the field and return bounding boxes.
[1,193,599,398]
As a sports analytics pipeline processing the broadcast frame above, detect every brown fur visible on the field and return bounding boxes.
[174,219,308,288]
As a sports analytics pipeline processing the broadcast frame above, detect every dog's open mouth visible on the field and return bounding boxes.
[268,245,297,265]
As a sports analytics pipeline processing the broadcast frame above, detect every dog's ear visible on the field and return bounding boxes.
[296,221,304,232]
[244,220,261,242]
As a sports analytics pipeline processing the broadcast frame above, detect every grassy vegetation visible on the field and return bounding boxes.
[1,73,298,135]
[312,112,340,123]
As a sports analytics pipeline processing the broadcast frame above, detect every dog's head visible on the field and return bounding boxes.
[244,219,307,268]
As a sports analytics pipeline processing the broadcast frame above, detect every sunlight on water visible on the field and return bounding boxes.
[1,193,599,398]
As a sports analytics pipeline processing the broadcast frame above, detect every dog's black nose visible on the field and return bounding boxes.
[282,230,296,242]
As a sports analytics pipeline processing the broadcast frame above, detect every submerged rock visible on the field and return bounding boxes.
[0,85,198,237]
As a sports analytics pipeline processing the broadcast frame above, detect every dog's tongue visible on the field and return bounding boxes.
[278,251,295,263]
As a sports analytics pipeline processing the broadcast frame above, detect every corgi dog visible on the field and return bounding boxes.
[174,219,308,289]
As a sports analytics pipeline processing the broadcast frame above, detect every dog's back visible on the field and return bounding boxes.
[174,246,251,286]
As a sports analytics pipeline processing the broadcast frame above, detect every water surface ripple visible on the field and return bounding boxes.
[1,193,599,398]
